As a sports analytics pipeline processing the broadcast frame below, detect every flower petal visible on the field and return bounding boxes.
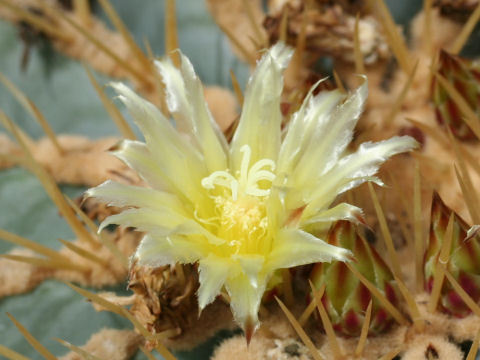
[134,234,205,267]
[290,80,368,188]
[230,43,293,170]
[156,55,228,173]
[98,208,225,245]
[277,84,345,176]
[302,135,418,218]
[98,208,188,234]
[112,140,175,192]
[301,202,365,231]
[232,254,264,289]
[86,180,186,214]
[225,272,267,336]
[197,255,232,309]
[111,82,207,203]
[266,228,352,271]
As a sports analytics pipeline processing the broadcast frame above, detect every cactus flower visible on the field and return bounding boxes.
[86,43,416,339]
[424,193,480,316]
[309,221,399,336]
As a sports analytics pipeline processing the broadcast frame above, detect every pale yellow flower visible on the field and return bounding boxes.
[87,43,417,339]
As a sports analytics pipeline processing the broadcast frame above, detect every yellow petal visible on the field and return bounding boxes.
[290,80,368,189]
[230,43,293,171]
[197,255,232,309]
[265,186,285,250]
[86,180,186,214]
[301,202,364,228]
[111,82,207,203]
[98,208,224,245]
[112,140,175,192]
[135,234,206,267]
[156,55,228,173]
[232,254,264,289]
[266,228,352,271]
[303,135,418,217]
[225,272,267,337]
[98,208,188,234]
[277,85,344,177]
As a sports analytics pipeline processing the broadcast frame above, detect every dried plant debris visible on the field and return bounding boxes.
[264,1,389,65]
[268,0,369,15]
[227,0,393,107]
[128,263,234,350]
[434,0,480,22]
[206,0,266,64]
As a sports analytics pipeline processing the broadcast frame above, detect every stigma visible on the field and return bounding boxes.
[201,145,276,201]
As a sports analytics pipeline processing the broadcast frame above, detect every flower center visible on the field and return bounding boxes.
[200,145,276,253]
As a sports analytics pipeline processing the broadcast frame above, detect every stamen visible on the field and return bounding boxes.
[193,209,219,227]
[228,240,241,254]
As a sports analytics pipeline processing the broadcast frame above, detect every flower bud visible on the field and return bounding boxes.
[309,221,399,336]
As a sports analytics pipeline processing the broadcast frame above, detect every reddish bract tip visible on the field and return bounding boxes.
[244,316,255,346]
[107,140,123,152]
